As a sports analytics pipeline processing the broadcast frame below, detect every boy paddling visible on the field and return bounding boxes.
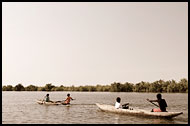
[62,93,75,105]
[147,93,168,112]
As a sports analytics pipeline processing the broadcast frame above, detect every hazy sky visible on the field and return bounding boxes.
[2,2,188,86]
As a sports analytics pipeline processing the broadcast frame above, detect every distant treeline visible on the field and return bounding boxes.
[2,78,188,93]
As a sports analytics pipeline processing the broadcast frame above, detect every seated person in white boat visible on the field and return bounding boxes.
[43,94,53,102]
[115,97,130,109]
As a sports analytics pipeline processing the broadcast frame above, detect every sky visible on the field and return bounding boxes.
[2,2,188,87]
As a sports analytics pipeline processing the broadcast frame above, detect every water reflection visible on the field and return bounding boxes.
[44,106,50,122]
[114,115,120,124]
[65,105,71,112]
[151,118,174,124]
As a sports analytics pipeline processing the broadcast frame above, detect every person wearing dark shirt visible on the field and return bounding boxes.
[43,94,53,102]
[147,93,167,112]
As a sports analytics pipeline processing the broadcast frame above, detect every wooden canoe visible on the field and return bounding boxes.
[36,99,70,106]
[96,103,183,118]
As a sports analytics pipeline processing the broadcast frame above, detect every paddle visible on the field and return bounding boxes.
[55,98,76,104]
[146,99,159,107]
[55,100,68,104]
[55,100,65,104]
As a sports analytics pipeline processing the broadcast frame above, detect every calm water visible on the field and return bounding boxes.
[2,91,188,124]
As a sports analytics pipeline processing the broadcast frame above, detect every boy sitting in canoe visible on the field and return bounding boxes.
[115,97,130,109]
[43,94,53,103]
[147,93,167,112]
[115,97,121,109]
[62,93,75,105]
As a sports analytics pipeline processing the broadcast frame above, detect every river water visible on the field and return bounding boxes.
[2,91,188,124]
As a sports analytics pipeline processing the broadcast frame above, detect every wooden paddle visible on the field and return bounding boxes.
[146,99,159,107]
[56,98,76,104]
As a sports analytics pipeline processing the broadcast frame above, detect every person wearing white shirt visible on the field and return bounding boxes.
[115,97,121,109]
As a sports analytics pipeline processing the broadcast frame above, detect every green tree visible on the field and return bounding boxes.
[134,83,140,92]
[1,78,188,93]
[2,85,13,91]
[102,85,111,92]
[149,81,162,92]
[55,86,64,91]
[14,84,25,91]
[6,85,13,91]
[123,82,134,92]
[44,83,55,91]
[178,78,188,93]
[2,86,7,91]
[96,85,103,91]
[74,86,80,91]
[110,82,121,92]
[88,86,97,91]
[134,81,148,92]
[51,86,58,91]
[25,85,38,91]
[37,87,46,91]
[81,86,89,91]
[68,85,75,91]
[167,80,179,92]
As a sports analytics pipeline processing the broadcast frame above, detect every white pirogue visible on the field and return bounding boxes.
[36,99,62,105]
[36,99,70,106]
[96,103,183,118]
